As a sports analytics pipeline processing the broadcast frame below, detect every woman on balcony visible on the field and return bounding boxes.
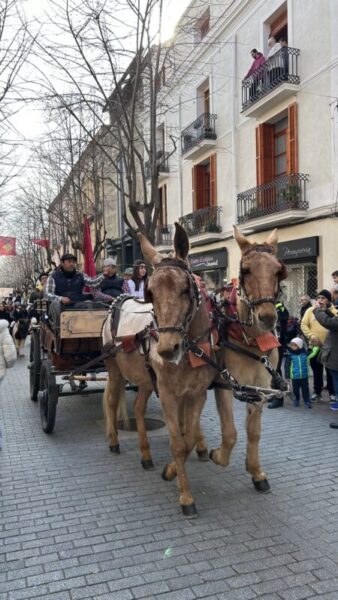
[267,36,283,86]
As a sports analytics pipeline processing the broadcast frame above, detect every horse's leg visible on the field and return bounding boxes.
[178,400,207,461]
[209,388,238,467]
[195,421,209,462]
[246,403,270,492]
[162,394,206,517]
[134,388,154,469]
[103,358,126,455]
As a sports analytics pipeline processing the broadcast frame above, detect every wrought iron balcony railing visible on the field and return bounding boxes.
[145,151,170,180]
[179,206,222,236]
[181,113,217,155]
[242,47,300,110]
[155,224,173,246]
[237,173,309,224]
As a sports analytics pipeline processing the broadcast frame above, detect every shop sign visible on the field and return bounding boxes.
[277,236,319,261]
[189,249,228,271]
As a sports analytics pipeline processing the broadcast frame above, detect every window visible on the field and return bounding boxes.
[192,154,217,210]
[195,8,210,44]
[155,66,166,92]
[269,8,287,41]
[274,116,288,177]
[256,104,298,185]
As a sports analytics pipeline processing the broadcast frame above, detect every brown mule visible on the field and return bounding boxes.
[103,224,287,516]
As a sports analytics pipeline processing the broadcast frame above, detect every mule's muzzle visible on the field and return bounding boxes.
[257,311,277,331]
[157,342,181,362]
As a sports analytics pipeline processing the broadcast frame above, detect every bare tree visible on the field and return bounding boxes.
[32,0,175,243]
[0,0,35,197]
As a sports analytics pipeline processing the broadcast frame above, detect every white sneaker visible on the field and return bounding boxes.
[311,394,321,402]
[330,395,337,403]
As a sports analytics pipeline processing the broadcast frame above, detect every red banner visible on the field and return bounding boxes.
[32,239,50,248]
[82,216,96,277]
[0,237,16,256]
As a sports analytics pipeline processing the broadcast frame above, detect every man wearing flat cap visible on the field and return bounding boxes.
[45,252,104,328]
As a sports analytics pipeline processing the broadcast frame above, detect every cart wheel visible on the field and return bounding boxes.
[29,330,41,402]
[38,360,58,434]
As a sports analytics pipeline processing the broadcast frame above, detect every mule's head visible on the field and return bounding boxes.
[138,223,198,363]
[234,226,287,332]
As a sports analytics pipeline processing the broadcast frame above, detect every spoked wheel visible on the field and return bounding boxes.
[38,360,58,434]
[29,330,41,402]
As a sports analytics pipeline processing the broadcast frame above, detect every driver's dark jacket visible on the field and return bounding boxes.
[45,269,103,303]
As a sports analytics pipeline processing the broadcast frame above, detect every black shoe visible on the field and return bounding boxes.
[329,422,338,429]
[267,397,284,409]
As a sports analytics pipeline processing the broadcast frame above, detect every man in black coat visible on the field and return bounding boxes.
[98,258,124,300]
[45,253,103,331]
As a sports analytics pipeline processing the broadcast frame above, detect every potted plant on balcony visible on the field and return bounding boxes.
[203,220,221,233]
[278,183,301,208]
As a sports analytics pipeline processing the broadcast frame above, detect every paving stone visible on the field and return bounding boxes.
[2,349,338,600]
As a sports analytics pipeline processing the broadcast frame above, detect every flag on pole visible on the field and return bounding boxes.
[82,216,96,277]
[0,237,16,256]
[31,239,50,248]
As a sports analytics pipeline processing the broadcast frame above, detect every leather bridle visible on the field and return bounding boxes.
[237,245,286,325]
[145,258,202,338]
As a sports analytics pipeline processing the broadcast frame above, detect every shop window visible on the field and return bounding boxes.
[192,153,217,210]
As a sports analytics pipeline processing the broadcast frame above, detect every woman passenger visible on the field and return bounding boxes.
[128,260,148,299]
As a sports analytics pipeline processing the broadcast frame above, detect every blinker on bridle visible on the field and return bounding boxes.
[147,258,202,337]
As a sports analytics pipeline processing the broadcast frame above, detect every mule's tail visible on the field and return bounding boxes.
[103,361,129,437]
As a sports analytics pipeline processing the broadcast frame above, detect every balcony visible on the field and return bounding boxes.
[242,48,300,118]
[145,151,170,182]
[181,113,217,159]
[179,206,222,244]
[237,173,309,226]
[154,224,173,249]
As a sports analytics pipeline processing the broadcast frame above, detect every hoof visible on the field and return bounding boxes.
[209,449,215,461]
[181,502,198,518]
[141,459,154,470]
[161,465,171,481]
[252,478,271,493]
[196,449,209,462]
[109,444,120,454]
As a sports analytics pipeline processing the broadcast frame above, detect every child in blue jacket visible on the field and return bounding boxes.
[285,337,311,408]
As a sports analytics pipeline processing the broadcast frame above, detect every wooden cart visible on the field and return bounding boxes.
[29,301,108,434]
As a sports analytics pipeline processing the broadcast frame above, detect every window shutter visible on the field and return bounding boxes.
[192,166,196,210]
[210,153,217,206]
[256,124,274,185]
[193,165,206,210]
[287,103,298,174]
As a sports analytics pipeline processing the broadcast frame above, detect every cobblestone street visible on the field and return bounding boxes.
[1,343,338,600]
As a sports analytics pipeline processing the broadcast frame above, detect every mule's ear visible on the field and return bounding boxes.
[266,228,278,248]
[174,222,189,261]
[137,232,162,266]
[233,225,251,253]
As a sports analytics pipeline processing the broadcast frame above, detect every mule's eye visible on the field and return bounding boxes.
[242,267,251,275]
[180,287,190,296]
